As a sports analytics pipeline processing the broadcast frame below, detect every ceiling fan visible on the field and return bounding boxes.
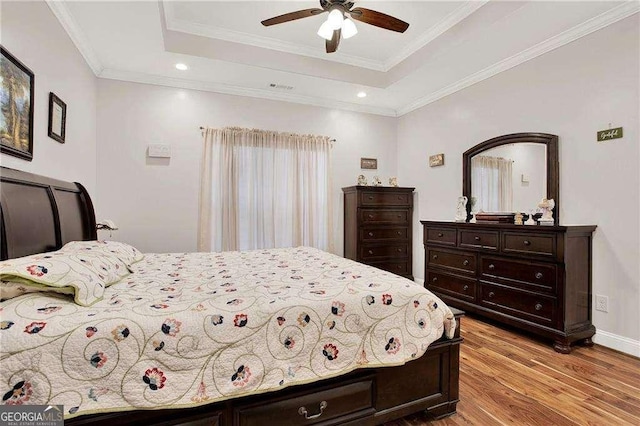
[261,0,409,53]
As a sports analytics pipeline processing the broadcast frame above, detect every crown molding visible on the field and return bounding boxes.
[397,1,640,116]
[163,2,385,72]
[98,68,397,117]
[383,0,489,70]
[45,0,103,75]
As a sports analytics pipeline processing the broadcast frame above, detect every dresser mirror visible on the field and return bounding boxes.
[462,133,559,224]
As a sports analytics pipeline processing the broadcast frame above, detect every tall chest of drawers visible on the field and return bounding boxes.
[421,221,596,353]
[343,186,414,280]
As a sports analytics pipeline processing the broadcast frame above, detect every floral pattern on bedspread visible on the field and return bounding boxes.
[0,247,455,417]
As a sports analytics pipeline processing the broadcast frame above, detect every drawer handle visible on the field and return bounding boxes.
[397,248,403,252]
[432,277,438,283]
[397,231,402,236]
[463,260,470,266]
[368,250,374,255]
[535,272,543,280]
[397,214,402,218]
[298,401,327,420]
[474,236,481,241]
[535,303,543,311]
[397,265,402,269]
[432,255,438,260]
[368,232,374,237]
[368,214,374,219]
[368,196,374,200]
[398,196,403,200]
[488,264,495,270]
[524,240,531,246]
[438,233,443,237]
[463,285,469,291]
[488,291,495,298]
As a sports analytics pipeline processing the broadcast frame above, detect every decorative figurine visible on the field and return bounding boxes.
[537,198,555,225]
[514,212,524,225]
[389,177,398,187]
[455,196,468,222]
[372,176,382,186]
[357,174,367,186]
[525,210,536,225]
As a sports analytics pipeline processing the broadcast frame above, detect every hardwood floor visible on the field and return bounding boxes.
[386,315,640,426]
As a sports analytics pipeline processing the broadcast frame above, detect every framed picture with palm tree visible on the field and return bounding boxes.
[0,46,34,161]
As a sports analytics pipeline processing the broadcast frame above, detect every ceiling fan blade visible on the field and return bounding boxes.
[261,8,325,26]
[326,28,341,53]
[349,7,409,33]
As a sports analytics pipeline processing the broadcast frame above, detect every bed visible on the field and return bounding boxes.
[0,166,463,426]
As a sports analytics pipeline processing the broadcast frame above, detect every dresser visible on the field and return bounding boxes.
[343,186,414,280]
[421,221,596,353]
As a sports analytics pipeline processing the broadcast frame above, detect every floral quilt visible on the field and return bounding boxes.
[0,247,455,418]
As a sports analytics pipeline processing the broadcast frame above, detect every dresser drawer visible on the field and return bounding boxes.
[479,283,556,325]
[502,232,556,257]
[360,243,408,260]
[480,257,557,293]
[235,379,374,426]
[427,248,476,275]
[360,209,409,224]
[360,191,411,206]
[427,270,476,302]
[459,230,498,250]
[425,227,457,246]
[361,227,408,241]
[370,260,410,275]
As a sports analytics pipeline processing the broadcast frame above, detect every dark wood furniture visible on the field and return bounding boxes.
[463,133,559,224]
[0,167,462,426]
[343,186,415,280]
[422,221,596,353]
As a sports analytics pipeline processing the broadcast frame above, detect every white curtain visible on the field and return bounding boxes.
[471,155,513,212]
[198,127,333,253]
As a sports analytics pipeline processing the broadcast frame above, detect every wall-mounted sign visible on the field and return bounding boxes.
[429,153,445,167]
[360,157,377,169]
[597,127,623,142]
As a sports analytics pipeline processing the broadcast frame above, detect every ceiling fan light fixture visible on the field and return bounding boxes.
[317,20,334,40]
[342,18,357,39]
[327,8,344,30]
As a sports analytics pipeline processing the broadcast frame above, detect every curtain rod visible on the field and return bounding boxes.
[199,127,336,142]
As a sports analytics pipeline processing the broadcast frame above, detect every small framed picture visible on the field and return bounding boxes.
[429,153,444,167]
[360,157,377,170]
[48,92,66,143]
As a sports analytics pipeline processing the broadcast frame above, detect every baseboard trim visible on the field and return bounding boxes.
[593,329,640,358]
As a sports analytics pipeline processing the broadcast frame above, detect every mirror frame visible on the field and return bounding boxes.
[463,132,559,225]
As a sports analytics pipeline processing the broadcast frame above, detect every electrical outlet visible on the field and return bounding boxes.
[595,295,608,313]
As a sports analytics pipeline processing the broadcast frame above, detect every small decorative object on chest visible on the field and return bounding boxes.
[514,212,524,225]
[525,211,536,225]
[455,196,468,222]
[371,176,382,186]
[357,174,368,186]
[537,198,555,226]
[389,177,398,187]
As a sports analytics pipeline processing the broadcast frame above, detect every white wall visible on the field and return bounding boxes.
[96,79,397,254]
[0,1,97,195]
[398,16,639,346]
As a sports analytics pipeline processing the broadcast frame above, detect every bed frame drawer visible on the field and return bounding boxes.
[235,379,374,426]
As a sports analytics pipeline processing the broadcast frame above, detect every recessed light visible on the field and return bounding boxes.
[175,63,188,71]
[357,91,367,98]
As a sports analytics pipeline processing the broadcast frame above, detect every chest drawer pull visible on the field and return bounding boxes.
[524,240,531,246]
[368,196,374,200]
[397,248,403,252]
[397,214,402,218]
[488,264,495,270]
[368,214,374,219]
[432,254,438,260]
[463,259,470,266]
[535,303,543,311]
[298,401,327,420]
[535,272,543,280]
[368,250,374,255]
[397,231,402,235]
[398,196,403,200]
[432,277,438,283]
[368,232,374,237]
[463,285,469,291]
[438,233,443,237]
[474,236,481,241]
[488,291,495,298]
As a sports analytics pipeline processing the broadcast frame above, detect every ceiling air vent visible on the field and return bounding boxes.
[269,83,294,90]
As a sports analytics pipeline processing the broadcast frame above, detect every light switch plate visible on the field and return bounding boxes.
[148,144,171,158]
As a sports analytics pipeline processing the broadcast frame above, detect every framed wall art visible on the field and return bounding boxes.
[360,157,377,169]
[0,46,34,161]
[429,153,445,167]
[48,92,66,143]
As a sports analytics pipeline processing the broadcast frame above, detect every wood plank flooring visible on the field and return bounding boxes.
[386,315,640,426]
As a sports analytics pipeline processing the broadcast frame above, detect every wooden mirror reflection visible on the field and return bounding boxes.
[462,133,559,225]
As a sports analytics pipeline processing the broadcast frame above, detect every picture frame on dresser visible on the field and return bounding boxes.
[0,46,34,161]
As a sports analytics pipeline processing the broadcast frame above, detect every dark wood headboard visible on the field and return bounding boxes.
[0,167,97,260]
